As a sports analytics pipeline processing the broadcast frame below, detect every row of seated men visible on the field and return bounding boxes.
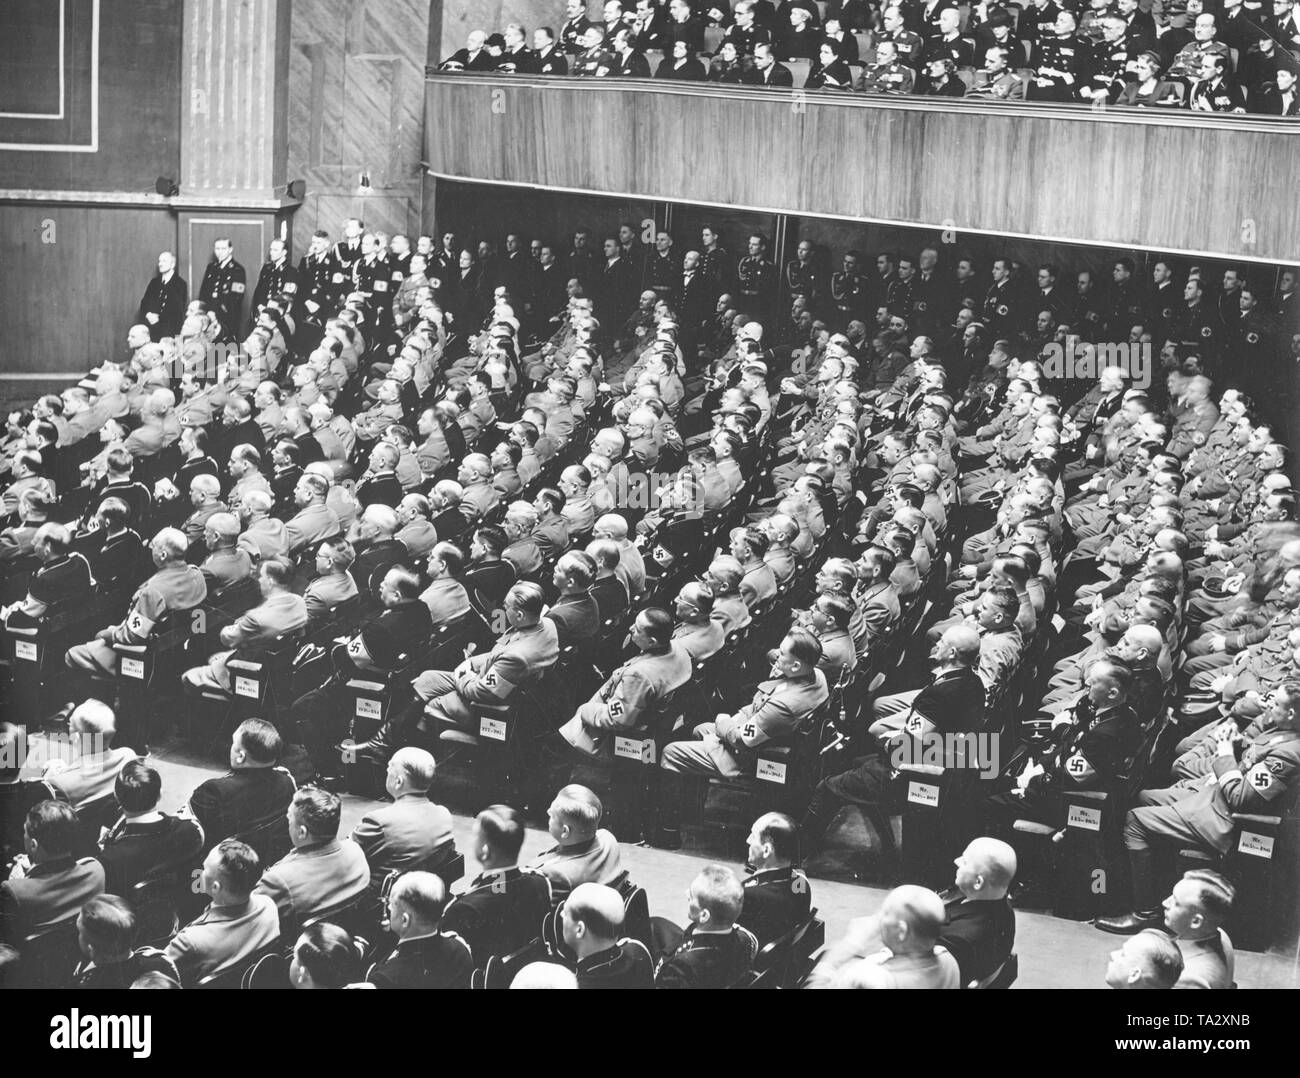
[0,712,1238,988]
[0,208,1295,963]
[441,0,1300,113]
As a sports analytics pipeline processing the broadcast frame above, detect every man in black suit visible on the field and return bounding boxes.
[138,251,188,340]
[187,719,297,862]
[97,761,203,896]
[738,812,812,947]
[441,805,552,965]
[939,837,1017,985]
[367,871,474,988]
[677,250,715,355]
[563,882,655,988]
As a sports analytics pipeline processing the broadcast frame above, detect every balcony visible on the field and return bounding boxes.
[425,72,1298,263]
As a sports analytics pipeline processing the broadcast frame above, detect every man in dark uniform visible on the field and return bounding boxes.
[783,239,820,311]
[138,251,188,340]
[645,230,682,302]
[187,719,297,860]
[888,254,918,319]
[563,882,655,989]
[738,812,812,947]
[940,837,1018,986]
[1107,257,1147,340]
[735,233,777,316]
[250,238,299,322]
[982,257,1022,339]
[296,230,337,325]
[700,224,732,301]
[441,805,552,964]
[534,26,569,73]
[367,871,474,988]
[986,659,1143,834]
[198,237,247,341]
[352,233,394,326]
[560,0,595,53]
[830,249,868,325]
[1148,259,1181,345]
[1176,276,1223,368]
[655,864,757,987]
[1027,9,1084,102]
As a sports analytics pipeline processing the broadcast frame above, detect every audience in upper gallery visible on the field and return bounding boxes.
[437,0,1300,114]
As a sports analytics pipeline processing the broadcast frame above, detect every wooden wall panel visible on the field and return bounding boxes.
[0,0,182,192]
[425,77,1300,263]
[286,0,432,255]
[0,202,175,374]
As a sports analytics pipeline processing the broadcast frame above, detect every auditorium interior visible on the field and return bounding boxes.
[0,0,1298,992]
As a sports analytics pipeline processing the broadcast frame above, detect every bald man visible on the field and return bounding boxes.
[348,504,407,597]
[350,748,455,889]
[33,700,140,809]
[593,513,646,600]
[66,528,208,680]
[183,474,230,554]
[809,884,960,989]
[671,582,725,662]
[563,882,654,989]
[200,512,253,589]
[1104,928,1184,989]
[940,838,1017,985]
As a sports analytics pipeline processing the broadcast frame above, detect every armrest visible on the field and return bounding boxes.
[7,625,38,638]
[1231,814,1282,827]
[761,745,792,760]
[346,678,387,693]
[1068,790,1110,804]
[227,657,267,674]
[113,642,147,655]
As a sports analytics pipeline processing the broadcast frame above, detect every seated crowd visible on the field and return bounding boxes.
[0,208,1295,989]
[438,0,1300,114]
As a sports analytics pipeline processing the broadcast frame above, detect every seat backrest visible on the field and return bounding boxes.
[196,939,282,990]
[242,951,289,989]
[15,917,82,989]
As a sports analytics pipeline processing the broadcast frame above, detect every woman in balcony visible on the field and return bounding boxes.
[655,36,708,79]
[918,57,967,96]
[1115,52,1183,107]
[805,40,855,89]
[708,39,748,82]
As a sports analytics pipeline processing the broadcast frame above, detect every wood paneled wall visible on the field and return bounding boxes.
[0,0,182,192]
[285,0,433,255]
[425,76,1300,264]
[0,201,175,374]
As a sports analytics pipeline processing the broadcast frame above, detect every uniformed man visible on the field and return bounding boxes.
[65,527,208,679]
[736,233,777,314]
[881,5,924,68]
[1107,257,1147,341]
[699,224,732,300]
[563,882,655,989]
[198,237,247,341]
[572,25,614,75]
[654,864,757,987]
[648,630,830,846]
[829,249,869,325]
[783,240,820,310]
[860,40,917,95]
[738,812,812,947]
[967,45,1027,98]
[441,805,552,964]
[250,239,299,323]
[1097,680,1300,933]
[358,583,559,758]
[1027,10,1083,102]
[558,607,694,756]
[138,251,188,341]
[982,257,1023,338]
[560,0,595,53]
[1188,52,1247,112]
